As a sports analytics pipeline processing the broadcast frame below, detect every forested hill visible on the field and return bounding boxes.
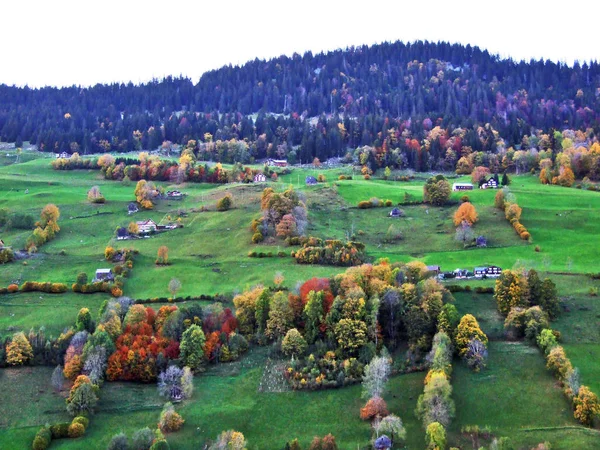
[1,40,599,169]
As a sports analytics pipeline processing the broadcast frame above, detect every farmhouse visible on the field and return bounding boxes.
[93,268,114,282]
[136,219,157,234]
[479,177,499,189]
[474,265,502,277]
[389,208,404,218]
[166,190,183,200]
[253,173,267,183]
[453,268,471,278]
[305,176,317,185]
[127,203,139,215]
[266,158,288,167]
[116,227,129,240]
[452,182,474,191]
[56,152,70,159]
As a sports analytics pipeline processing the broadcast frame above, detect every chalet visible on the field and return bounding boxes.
[116,227,129,240]
[452,183,473,191]
[453,268,471,278]
[56,152,70,159]
[427,265,441,275]
[253,173,267,183]
[474,265,502,278]
[93,268,114,282]
[389,208,404,218]
[305,176,317,185]
[166,190,183,200]
[136,219,157,234]
[266,159,288,167]
[479,177,499,189]
[127,203,139,215]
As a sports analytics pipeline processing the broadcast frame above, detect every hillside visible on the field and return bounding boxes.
[1,41,599,166]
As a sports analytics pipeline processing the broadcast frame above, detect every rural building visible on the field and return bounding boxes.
[389,208,404,218]
[266,158,288,167]
[474,265,502,277]
[127,203,139,215]
[476,235,487,247]
[93,268,114,282]
[136,219,158,234]
[56,152,70,159]
[305,176,317,185]
[116,227,129,240]
[479,177,499,189]
[452,182,473,191]
[166,190,183,200]
[253,173,267,183]
[427,265,441,275]
[453,268,471,278]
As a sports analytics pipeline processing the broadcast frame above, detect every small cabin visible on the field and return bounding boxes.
[474,265,502,278]
[166,190,183,200]
[476,236,487,247]
[136,219,157,234]
[452,183,474,191]
[453,268,471,278]
[253,173,267,183]
[93,268,114,282]
[266,159,288,167]
[127,203,139,215]
[427,265,441,275]
[56,152,70,159]
[305,176,317,185]
[389,208,404,218]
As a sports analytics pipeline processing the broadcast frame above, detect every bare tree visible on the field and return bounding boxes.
[455,221,475,247]
[362,356,391,399]
[168,278,182,298]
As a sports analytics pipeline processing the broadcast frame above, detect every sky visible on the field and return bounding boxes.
[1,0,598,88]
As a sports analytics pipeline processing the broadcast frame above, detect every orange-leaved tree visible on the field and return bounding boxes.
[453,202,478,226]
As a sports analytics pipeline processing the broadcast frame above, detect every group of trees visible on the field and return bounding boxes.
[494,187,530,240]
[25,203,60,252]
[3,40,600,172]
[494,269,560,319]
[252,186,307,243]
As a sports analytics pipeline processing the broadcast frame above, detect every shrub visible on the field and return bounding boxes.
[159,402,184,432]
[573,385,600,426]
[72,416,89,429]
[68,422,85,438]
[50,423,70,439]
[317,174,326,182]
[7,283,18,293]
[251,232,264,243]
[217,193,233,211]
[360,396,389,421]
[546,346,573,381]
[384,199,393,207]
[358,201,372,209]
[32,427,52,450]
[108,433,129,450]
[460,195,470,203]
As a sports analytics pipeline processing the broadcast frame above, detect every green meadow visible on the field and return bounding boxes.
[2,152,600,449]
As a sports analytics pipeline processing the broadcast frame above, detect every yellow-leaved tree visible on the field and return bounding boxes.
[6,332,33,366]
[454,314,487,356]
[453,202,478,226]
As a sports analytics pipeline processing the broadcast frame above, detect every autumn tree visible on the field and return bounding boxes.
[360,396,389,421]
[266,291,294,339]
[453,202,478,226]
[504,203,522,222]
[494,270,529,316]
[455,314,487,357]
[362,356,391,399]
[423,175,451,206]
[539,278,560,319]
[281,328,307,357]
[87,186,105,203]
[128,221,139,235]
[471,166,490,184]
[494,189,505,210]
[209,430,248,450]
[156,246,169,265]
[416,372,455,427]
[134,179,159,209]
[334,319,368,354]
[455,221,475,247]
[425,422,446,450]
[6,332,33,365]
[179,324,205,371]
[573,385,600,426]
[303,290,326,344]
[276,214,297,237]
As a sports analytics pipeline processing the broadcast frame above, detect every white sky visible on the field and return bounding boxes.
[1,0,598,88]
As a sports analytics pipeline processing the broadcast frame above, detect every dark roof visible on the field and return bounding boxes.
[305,176,317,184]
[128,202,138,210]
[116,227,128,237]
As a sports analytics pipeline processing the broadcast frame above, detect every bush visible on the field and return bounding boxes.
[108,433,129,450]
[360,396,389,421]
[461,195,470,203]
[358,201,372,209]
[50,423,71,439]
[216,193,233,211]
[159,402,184,433]
[7,283,18,293]
[68,422,85,438]
[32,427,52,450]
[72,416,89,429]
[251,232,264,243]
[384,199,393,207]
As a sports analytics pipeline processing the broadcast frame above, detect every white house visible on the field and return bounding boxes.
[474,265,502,278]
[136,219,158,234]
[480,178,498,189]
[253,173,267,183]
[452,182,473,191]
[266,159,288,167]
[166,190,183,200]
[93,268,114,282]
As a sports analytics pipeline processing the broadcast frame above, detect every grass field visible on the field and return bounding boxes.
[2,154,600,449]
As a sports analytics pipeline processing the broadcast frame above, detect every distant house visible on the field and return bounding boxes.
[389,208,404,218]
[127,203,139,215]
[166,190,183,200]
[136,219,157,234]
[253,173,267,183]
[305,176,317,185]
[56,152,70,159]
[479,177,499,189]
[452,183,474,191]
[453,268,471,278]
[427,265,441,275]
[266,159,288,167]
[116,227,129,240]
[93,268,114,282]
[474,265,502,278]
[476,235,487,247]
